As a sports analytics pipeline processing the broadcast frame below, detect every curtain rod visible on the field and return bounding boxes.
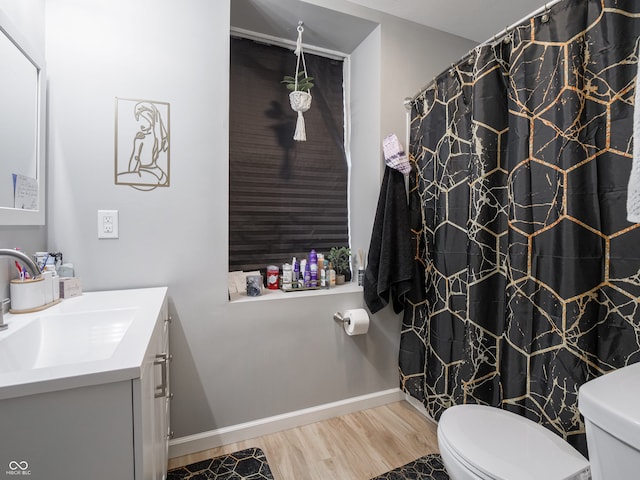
[230,26,348,61]
[405,0,564,107]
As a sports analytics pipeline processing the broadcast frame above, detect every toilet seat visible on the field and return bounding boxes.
[439,429,494,480]
[438,405,591,480]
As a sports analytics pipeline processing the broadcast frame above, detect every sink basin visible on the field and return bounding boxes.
[0,308,136,373]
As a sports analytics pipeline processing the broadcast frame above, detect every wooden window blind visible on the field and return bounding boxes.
[229,37,349,273]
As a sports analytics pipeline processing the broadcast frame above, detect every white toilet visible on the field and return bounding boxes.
[437,362,640,480]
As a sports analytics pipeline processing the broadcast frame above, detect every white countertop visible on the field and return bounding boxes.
[0,287,168,400]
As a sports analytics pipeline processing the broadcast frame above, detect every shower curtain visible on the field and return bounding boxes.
[400,0,640,456]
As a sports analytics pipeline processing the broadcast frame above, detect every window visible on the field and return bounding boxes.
[228,36,349,273]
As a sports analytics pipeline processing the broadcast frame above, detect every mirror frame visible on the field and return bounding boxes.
[0,8,46,225]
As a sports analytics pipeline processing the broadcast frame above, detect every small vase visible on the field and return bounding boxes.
[336,274,345,285]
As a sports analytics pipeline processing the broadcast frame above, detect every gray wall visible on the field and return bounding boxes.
[0,0,477,442]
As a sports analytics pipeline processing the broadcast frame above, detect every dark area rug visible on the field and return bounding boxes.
[371,453,450,480]
[168,447,274,480]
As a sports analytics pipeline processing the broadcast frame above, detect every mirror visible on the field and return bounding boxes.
[0,8,45,225]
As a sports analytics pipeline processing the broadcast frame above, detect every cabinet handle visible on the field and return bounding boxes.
[154,353,168,398]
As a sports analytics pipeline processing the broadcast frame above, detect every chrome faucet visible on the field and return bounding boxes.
[0,249,41,331]
[0,248,41,279]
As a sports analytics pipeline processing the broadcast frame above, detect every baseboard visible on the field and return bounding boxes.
[169,388,404,459]
[403,392,437,425]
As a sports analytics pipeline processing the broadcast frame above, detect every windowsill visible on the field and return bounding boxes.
[229,282,363,303]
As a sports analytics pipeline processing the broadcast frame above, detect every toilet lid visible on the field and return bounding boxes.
[438,405,590,480]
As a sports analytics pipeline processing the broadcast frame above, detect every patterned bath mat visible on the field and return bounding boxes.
[167,447,274,480]
[371,453,450,480]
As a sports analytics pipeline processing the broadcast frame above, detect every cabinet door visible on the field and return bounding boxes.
[135,301,170,480]
[153,312,170,478]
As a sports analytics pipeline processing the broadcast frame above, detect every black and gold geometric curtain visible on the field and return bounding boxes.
[400,0,640,456]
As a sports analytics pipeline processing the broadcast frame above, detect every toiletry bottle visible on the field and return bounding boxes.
[328,262,336,287]
[318,254,324,285]
[282,263,293,290]
[309,249,318,287]
[303,261,311,288]
[266,265,279,290]
[318,254,325,287]
[292,257,299,287]
[300,258,307,285]
[323,261,329,288]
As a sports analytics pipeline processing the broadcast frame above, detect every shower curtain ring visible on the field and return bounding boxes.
[503,26,512,44]
[541,4,550,23]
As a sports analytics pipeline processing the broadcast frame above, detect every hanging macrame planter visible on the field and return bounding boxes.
[283,22,313,142]
[289,90,312,142]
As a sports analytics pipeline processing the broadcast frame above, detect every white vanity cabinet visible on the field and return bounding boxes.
[0,287,170,480]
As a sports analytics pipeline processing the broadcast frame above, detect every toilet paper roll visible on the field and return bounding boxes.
[343,308,370,336]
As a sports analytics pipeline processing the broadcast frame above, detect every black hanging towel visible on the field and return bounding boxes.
[363,165,414,314]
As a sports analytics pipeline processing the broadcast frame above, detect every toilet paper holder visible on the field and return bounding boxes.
[334,309,370,336]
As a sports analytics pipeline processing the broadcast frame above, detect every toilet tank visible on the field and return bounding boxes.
[578,362,640,480]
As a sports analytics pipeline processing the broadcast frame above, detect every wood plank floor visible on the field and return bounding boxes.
[168,400,440,479]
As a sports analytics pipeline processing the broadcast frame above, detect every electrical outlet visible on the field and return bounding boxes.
[98,210,119,239]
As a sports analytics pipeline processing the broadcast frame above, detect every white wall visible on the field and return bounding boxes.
[0,0,44,48]
[43,0,476,447]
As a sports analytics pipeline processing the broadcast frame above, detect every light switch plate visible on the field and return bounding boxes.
[98,210,119,239]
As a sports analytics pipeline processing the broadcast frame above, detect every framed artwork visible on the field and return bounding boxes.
[115,98,170,191]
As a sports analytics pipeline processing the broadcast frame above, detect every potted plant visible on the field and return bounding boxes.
[327,246,351,285]
[281,72,314,92]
